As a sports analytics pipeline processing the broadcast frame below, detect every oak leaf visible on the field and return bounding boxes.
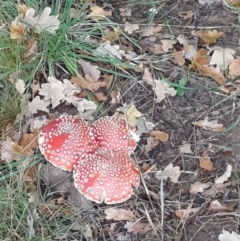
[155,163,181,183]
[198,29,225,44]
[105,208,135,221]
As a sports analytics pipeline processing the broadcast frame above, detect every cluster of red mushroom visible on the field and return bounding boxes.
[38,115,140,204]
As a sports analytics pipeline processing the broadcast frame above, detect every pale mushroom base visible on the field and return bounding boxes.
[73,149,140,204]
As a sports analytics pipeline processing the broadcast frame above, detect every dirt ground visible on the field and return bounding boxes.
[40,1,240,240]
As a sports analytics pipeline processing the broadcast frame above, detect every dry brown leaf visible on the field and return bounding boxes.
[228,57,240,79]
[110,89,120,104]
[71,75,107,91]
[198,29,225,44]
[24,164,39,192]
[191,48,209,71]
[145,136,160,153]
[199,151,213,171]
[142,26,155,37]
[161,39,177,52]
[26,38,38,59]
[17,4,30,16]
[209,200,236,212]
[119,7,132,17]
[94,92,108,101]
[175,206,200,220]
[28,96,50,114]
[117,103,142,126]
[125,22,139,34]
[104,208,135,221]
[178,143,192,154]
[15,79,25,95]
[1,136,14,162]
[215,164,232,184]
[150,130,169,142]
[154,79,177,103]
[197,64,226,86]
[124,221,157,234]
[10,19,24,39]
[88,5,111,20]
[78,59,101,82]
[192,119,226,132]
[11,129,39,159]
[103,73,113,90]
[208,47,236,71]
[173,51,185,66]
[189,181,211,194]
[142,67,154,86]
[23,7,60,34]
[155,163,181,183]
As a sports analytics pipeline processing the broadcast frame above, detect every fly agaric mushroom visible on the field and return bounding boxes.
[92,116,139,154]
[38,116,98,171]
[73,149,140,204]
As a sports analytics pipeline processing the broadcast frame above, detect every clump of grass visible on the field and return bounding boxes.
[0,82,22,131]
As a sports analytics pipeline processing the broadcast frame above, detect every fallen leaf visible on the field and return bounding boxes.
[208,47,236,71]
[161,39,177,52]
[192,119,226,132]
[117,103,142,126]
[38,77,65,108]
[228,57,240,79]
[104,208,135,221]
[155,163,181,183]
[15,79,25,95]
[10,18,24,39]
[198,29,225,45]
[28,96,50,114]
[17,3,29,16]
[24,7,60,34]
[103,73,113,89]
[153,79,177,103]
[110,89,120,104]
[209,200,236,212]
[94,42,122,59]
[78,59,101,82]
[142,26,155,37]
[119,7,131,17]
[215,164,232,184]
[1,136,14,162]
[175,206,200,220]
[145,136,160,153]
[197,65,226,86]
[125,22,139,34]
[12,129,39,159]
[199,151,213,171]
[142,67,154,86]
[178,143,192,154]
[189,181,211,194]
[136,117,155,135]
[173,51,185,66]
[71,75,106,91]
[124,221,157,234]
[88,5,112,20]
[150,130,169,142]
[191,48,209,71]
[94,92,108,101]
[218,230,240,241]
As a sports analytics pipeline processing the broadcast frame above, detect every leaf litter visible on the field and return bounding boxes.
[2,1,240,240]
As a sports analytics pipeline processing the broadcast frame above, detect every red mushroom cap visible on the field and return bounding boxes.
[92,116,139,154]
[38,116,98,171]
[73,149,140,204]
